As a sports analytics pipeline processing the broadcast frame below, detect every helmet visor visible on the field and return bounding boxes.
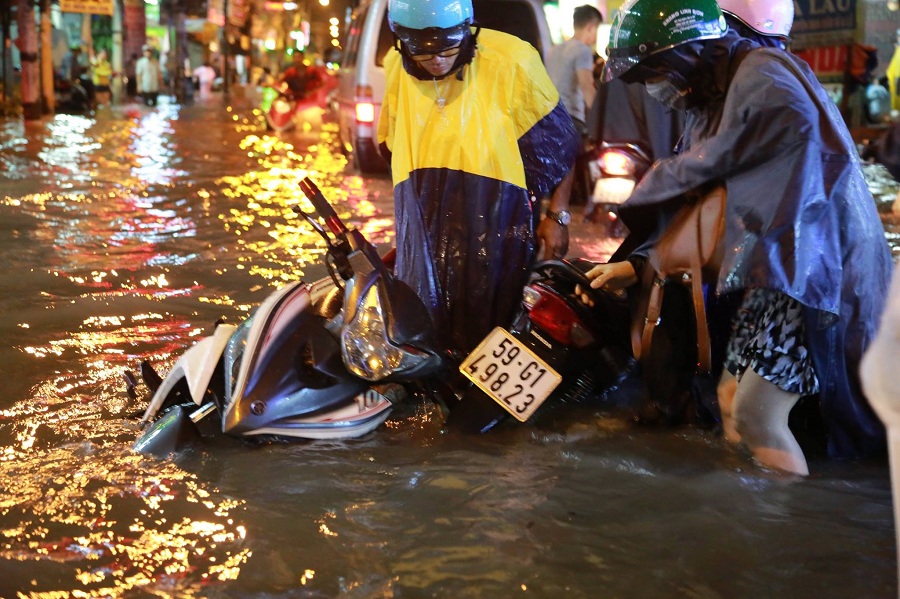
[393,23,470,57]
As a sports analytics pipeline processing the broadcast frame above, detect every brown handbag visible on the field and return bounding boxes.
[631,185,727,373]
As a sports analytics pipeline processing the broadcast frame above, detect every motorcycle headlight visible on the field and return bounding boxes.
[341,282,429,381]
[599,149,636,177]
[273,98,292,115]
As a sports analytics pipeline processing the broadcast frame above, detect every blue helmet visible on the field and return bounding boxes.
[388,0,474,55]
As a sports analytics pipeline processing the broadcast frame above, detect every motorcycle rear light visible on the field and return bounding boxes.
[522,284,586,347]
[599,150,636,176]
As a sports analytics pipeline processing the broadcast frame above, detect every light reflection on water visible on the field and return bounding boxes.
[0,100,895,597]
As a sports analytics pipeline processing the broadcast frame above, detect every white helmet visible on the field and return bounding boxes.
[718,0,794,39]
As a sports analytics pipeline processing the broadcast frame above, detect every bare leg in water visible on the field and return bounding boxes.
[717,369,740,443]
[719,368,808,476]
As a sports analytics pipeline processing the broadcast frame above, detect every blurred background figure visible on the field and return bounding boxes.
[886,28,900,116]
[135,45,162,106]
[547,4,603,136]
[193,62,217,99]
[125,52,139,100]
[91,48,112,108]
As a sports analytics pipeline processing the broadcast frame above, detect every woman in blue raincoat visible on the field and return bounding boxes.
[377,0,580,356]
[582,0,892,474]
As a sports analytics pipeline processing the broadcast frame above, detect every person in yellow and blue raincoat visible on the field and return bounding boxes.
[377,0,581,357]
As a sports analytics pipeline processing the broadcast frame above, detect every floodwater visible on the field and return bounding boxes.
[0,94,896,598]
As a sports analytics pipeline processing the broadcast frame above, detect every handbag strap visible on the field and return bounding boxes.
[689,239,712,373]
[630,199,715,373]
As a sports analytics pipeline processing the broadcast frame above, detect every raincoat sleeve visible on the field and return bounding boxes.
[377,49,401,163]
[513,52,581,198]
[627,53,828,207]
[619,49,855,312]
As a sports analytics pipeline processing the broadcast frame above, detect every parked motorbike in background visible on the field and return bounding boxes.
[55,75,92,114]
[131,178,444,455]
[584,142,652,238]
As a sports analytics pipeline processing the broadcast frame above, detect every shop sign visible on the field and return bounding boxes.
[60,0,113,16]
[792,0,857,47]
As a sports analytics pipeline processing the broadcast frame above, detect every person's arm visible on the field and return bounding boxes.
[577,67,596,114]
[535,169,574,260]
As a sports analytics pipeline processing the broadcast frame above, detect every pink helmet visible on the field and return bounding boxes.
[718,0,794,39]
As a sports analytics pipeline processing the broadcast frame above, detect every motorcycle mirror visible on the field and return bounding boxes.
[299,178,347,235]
[133,404,201,457]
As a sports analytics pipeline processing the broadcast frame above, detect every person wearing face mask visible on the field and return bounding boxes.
[578,0,892,475]
[377,0,581,357]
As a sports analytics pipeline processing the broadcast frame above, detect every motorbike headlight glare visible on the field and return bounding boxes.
[341,283,428,381]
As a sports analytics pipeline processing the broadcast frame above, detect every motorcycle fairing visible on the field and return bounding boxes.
[221,281,384,437]
[242,391,393,439]
[140,323,238,425]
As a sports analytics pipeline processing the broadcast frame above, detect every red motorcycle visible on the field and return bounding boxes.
[264,68,337,133]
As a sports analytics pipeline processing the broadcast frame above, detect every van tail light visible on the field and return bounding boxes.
[356,102,375,123]
[355,84,375,123]
[522,284,594,348]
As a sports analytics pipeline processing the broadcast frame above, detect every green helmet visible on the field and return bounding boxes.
[602,0,727,82]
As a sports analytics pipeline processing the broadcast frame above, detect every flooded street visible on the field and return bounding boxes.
[0,95,896,598]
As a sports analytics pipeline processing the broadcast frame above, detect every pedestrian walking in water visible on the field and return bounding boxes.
[135,46,162,106]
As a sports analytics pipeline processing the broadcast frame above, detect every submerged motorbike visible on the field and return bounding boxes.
[584,142,651,238]
[131,177,638,454]
[446,259,636,433]
[131,178,444,455]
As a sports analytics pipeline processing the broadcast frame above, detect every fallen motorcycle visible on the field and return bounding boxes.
[130,179,638,454]
[445,258,636,433]
[130,178,444,455]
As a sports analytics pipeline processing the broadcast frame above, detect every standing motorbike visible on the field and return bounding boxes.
[263,82,301,132]
[263,68,336,133]
[584,142,651,238]
[131,178,444,455]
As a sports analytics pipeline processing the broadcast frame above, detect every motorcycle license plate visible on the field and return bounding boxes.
[459,327,562,422]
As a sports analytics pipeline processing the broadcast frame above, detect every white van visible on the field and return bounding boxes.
[333,0,555,173]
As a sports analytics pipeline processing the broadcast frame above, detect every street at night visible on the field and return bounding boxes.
[0,93,897,597]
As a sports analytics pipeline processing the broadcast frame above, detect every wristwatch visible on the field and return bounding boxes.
[546,209,572,226]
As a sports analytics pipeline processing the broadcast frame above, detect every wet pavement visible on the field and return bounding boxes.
[0,91,896,598]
